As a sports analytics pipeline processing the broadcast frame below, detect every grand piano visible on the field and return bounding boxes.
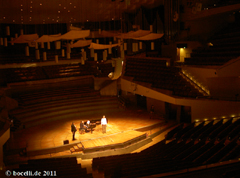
[84,119,101,134]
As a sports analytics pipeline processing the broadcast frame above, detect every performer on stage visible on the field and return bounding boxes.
[80,121,85,134]
[71,122,77,140]
[86,120,90,128]
[101,115,107,133]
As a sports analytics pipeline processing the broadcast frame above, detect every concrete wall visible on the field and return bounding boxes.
[100,80,117,96]
[207,76,240,100]
[121,78,240,122]
[181,59,240,100]
[217,57,240,77]
[181,66,217,92]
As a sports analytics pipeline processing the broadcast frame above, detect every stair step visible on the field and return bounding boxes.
[70,148,75,153]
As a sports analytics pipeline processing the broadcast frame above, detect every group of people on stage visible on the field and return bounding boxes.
[79,120,90,134]
[71,115,108,140]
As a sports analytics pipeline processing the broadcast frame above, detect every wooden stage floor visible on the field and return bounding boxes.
[7,108,164,152]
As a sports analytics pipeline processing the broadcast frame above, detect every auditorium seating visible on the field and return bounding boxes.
[92,117,240,177]
[185,22,240,66]
[15,157,93,178]
[10,86,120,128]
[208,118,233,140]
[0,61,115,84]
[124,57,204,98]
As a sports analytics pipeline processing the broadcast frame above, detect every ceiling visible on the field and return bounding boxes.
[0,0,164,24]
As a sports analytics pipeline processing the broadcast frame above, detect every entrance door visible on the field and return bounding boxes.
[180,106,191,123]
[136,94,147,109]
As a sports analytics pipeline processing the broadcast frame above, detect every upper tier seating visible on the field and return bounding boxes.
[124,58,204,98]
[185,22,240,66]
[0,61,114,84]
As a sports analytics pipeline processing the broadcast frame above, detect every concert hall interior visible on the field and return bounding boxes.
[1,0,240,177]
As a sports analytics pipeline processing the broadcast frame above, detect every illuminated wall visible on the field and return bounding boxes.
[121,78,240,122]
[181,66,217,93]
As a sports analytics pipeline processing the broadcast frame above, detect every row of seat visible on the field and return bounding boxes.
[15,157,93,178]
[0,62,115,84]
[92,118,240,177]
[124,58,203,98]
[185,22,240,66]
[166,118,240,142]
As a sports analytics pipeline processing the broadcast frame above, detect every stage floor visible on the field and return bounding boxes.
[7,108,163,152]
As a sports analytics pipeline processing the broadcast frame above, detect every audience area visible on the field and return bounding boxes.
[92,117,240,178]
[15,157,93,178]
[124,57,204,98]
[0,61,114,85]
[185,22,240,66]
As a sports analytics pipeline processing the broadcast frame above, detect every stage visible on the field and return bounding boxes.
[6,109,167,158]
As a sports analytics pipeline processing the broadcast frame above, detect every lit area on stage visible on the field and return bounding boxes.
[5,108,169,164]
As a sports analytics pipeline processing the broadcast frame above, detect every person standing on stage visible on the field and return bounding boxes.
[101,115,107,134]
[71,122,77,140]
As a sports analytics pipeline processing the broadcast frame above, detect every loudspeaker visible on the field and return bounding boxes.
[63,140,69,145]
